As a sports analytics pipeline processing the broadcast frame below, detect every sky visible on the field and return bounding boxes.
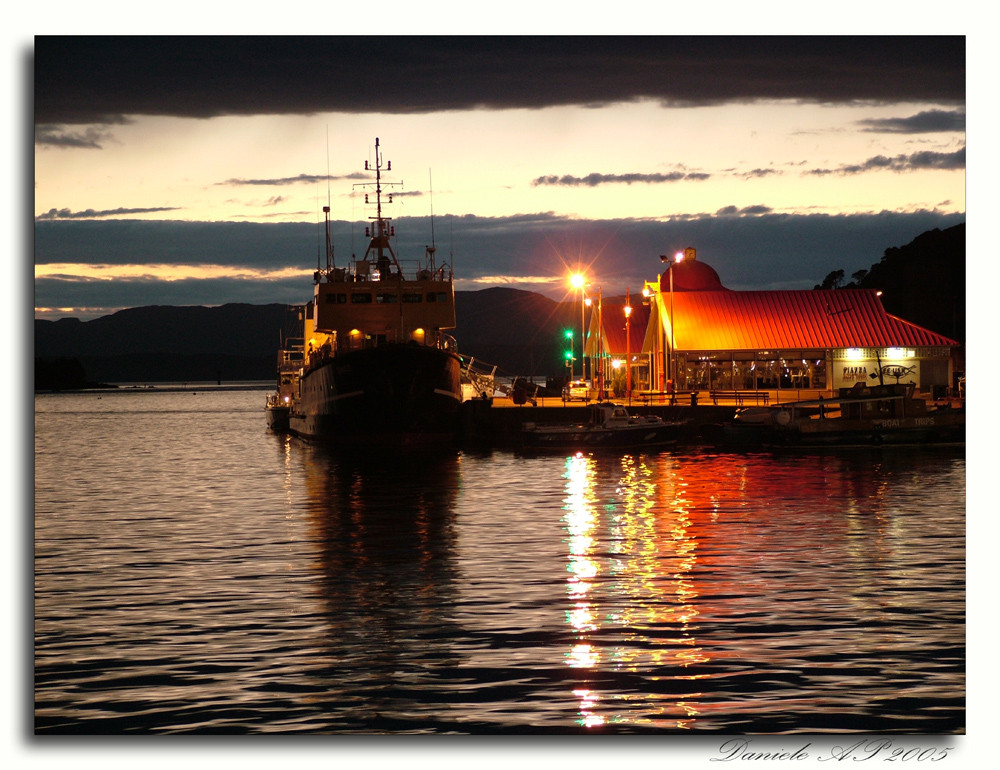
[26,22,974,322]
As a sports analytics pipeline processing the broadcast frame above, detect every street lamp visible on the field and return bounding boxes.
[585,288,604,399]
[624,289,632,403]
[570,273,587,384]
[659,249,688,401]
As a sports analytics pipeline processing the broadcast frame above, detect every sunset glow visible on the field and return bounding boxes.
[30,35,968,320]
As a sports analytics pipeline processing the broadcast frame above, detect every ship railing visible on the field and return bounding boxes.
[320,258,453,284]
[436,332,458,352]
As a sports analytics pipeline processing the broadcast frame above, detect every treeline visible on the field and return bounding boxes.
[815,223,964,343]
[34,357,109,391]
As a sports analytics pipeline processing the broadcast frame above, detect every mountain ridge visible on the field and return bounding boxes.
[35,224,965,387]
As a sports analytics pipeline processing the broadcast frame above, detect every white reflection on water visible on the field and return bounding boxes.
[34,391,965,734]
[561,451,714,729]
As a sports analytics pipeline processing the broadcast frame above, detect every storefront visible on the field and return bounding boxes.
[628,249,959,397]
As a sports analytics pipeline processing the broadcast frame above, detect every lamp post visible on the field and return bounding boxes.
[659,250,688,401]
[597,288,603,398]
[585,288,604,399]
[570,273,587,384]
[624,289,632,404]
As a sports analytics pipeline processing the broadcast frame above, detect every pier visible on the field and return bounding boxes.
[458,395,740,448]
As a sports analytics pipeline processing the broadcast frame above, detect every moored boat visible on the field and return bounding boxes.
[725,382,964,450]
[265,331,303,432]
[268,138,462,446]
[521,402,686,451]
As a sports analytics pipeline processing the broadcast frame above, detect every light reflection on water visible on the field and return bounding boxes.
[34,390,965,733]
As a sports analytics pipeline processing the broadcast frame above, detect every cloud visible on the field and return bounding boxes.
[34,36,966,127]
[34,121,128,149]
[715,205,774,216]
[532,171,709,187]
[36,206,182,220]
[807,146,966,176]
[34,210,966,320]
[857,109,966,134]
[217,173,367,187]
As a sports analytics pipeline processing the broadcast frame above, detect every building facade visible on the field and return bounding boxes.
[585,249,959,400]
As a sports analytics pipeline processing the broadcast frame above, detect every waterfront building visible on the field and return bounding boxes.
[587,248,959,400]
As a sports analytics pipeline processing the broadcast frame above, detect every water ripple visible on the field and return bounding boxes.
[34,390,965,733]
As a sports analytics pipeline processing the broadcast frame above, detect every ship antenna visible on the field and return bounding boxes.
[324,127,334,272]
[426,168,437,271]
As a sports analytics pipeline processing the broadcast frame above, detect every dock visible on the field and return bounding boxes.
[458,396,738,448]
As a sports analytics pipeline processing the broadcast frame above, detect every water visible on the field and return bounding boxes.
[33,388,965,734]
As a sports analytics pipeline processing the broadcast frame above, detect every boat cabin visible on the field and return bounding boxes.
[833,382,927,420]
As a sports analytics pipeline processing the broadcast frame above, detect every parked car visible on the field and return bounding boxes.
[562,380,593,402]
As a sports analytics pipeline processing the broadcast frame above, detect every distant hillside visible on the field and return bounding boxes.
[34,292,584,385]
[816,223,965,343]
[35,225,966,387]
[455,287,581,377]
[34,303,292,357]
[34,303,293,385]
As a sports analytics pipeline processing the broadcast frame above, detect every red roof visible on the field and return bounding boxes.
[659,289,958,351]
[658,259,727,292]
[596,301,650,355]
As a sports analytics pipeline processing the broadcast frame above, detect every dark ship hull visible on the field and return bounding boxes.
[289,344,462,445]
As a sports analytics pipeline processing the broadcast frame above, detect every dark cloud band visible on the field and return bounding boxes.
[35,36,966,127]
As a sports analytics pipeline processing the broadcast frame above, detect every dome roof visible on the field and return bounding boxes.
[659,257,727,292]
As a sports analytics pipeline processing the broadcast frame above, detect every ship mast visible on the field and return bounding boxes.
[360,137,402,275]
[425,168,436,272]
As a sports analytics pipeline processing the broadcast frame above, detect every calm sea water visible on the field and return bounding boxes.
[34,387,965,735]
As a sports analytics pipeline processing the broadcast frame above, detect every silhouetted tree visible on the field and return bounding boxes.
[815,269,845,290]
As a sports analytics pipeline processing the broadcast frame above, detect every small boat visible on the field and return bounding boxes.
[725,382,964,450]
[265,331,304,432]
[521,402,686,451]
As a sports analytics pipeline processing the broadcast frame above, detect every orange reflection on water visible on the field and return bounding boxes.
[562,451,718,729]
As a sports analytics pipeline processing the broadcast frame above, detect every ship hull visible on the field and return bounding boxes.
[522,422,683,451]
[765,413,966,449]
[265,405,290,432]
[288,344,462,445]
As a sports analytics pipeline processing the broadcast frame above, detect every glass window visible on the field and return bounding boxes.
[351,293,373,304]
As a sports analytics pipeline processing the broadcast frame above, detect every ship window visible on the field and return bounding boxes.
[326,293,347,303]
[426,292,437,302]
[435,292,447,302]
[376,293,398,304]
[351,293,373,304]
[402,293,423,303]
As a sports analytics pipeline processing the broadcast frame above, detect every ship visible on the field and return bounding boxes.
[723,382,965,450]
[521,403,687,451]
[266,138,462,445]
